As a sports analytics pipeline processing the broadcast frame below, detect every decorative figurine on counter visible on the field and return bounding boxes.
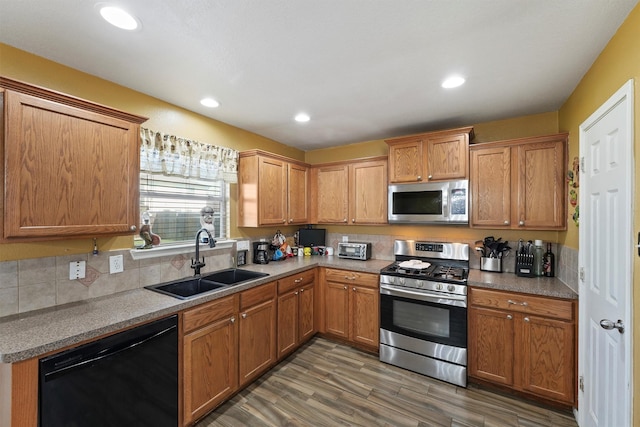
[199,206,216,242]
[139,211,161,249]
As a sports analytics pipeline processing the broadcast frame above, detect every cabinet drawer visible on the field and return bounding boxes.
[470,288,574,321]
[324,268,378,288]
[183,295,238,333]
[240,281,276,310]
[278,270,316,294]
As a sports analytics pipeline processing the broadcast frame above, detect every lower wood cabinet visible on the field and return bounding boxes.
[468,287,576,406]
[182,294,239,426]
[238,281,277,387]
[277,269,316,359]
[323,268,379,351]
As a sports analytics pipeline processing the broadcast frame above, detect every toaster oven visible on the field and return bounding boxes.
[337,242,372,260]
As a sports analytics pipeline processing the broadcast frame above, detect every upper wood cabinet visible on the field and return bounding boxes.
[0,77,147,241]
[470,133,568,230]
[386,126,474,183]
[310,157,387,225]
[238,150,309,227]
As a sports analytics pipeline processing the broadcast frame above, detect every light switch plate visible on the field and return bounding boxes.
[109,255,124,274]
[69,261,86,280]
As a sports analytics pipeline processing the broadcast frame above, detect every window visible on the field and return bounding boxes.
[134,172,229,246]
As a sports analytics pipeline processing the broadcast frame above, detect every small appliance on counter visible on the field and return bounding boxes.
[337,242,372,260]
[253,241,271,264]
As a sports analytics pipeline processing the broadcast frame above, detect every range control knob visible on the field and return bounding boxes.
[447,285,456,292]
[416,280,424,289]
[436,283,443,291]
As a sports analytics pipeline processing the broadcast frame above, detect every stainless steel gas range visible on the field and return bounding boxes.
[379,240,469,387]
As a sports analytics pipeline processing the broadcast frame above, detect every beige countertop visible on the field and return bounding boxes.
[0,256,575,363]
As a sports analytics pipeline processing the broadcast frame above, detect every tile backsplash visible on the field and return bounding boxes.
[0,246,235,318]
[0,234,579,318]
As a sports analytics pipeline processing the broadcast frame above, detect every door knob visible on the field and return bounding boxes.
[600,319,625,333]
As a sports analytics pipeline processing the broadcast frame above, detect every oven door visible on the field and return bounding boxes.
[380,284,467,349]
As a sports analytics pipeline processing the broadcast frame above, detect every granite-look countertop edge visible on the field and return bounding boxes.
[468,270,578,299]
[1,257,576,363]
[0,257,389,363]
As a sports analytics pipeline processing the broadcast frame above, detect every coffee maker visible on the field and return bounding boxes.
[253,241,270,264]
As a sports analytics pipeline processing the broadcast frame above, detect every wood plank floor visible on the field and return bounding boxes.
[196,337,578,427]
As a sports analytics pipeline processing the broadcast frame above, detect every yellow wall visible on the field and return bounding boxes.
[557,3,640,424]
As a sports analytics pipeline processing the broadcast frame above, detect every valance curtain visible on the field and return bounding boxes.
[139,128,238,183]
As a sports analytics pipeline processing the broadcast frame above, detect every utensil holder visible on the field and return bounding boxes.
[481,257,502,273]
[515,254,535,277]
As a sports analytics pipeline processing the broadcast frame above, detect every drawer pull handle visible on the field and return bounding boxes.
[521,301,528,307]
[294,278,302,283]
[507,300,516,305]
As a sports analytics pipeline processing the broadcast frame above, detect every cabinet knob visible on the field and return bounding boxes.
[295,291,299,295]
[524,317,530,322]
[242,313,247,319]
[289,218,293,223]
[417,175,422,181]
[507,314,513,320]
[504,220,509,225]
[519,220,525,226]
[230,317,235,324]
[343,286,347,290]
[343,218,348,223]
[352,287,356,291]
[130,225,137,231]
[428,175,433,180]
[282,219,286,224]
[521,301,528,307]
[351,218,355,223]
[300,288,304,293]
[507,299,516,305]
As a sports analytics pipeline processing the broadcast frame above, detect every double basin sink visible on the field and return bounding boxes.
[145,268,269,299]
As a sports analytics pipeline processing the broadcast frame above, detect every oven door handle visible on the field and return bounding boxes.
[380,284,467,307]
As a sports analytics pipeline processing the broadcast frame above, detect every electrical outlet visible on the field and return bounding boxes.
[109,255,124,274]
[69,261,86,280]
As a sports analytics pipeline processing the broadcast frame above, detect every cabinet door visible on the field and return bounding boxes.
[468,306,514,386]
[4,91,140,238]
[519,315,575,404]
[298,283,315,343]
[183,315,237,425]
[238,298,277,387]
[315,165,349,223]
[258,156,287,225]
[470,146,511,227]
[324,281,349,338]
[513,140,566,229]
[350,160,387,224]
[287,163,308,224]
[277,289,299,359]
[350,285,379,349]
[426,133,468,180]
[388,140,423,183]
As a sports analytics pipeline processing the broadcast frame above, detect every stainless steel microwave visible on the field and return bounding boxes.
[387,179,469,224]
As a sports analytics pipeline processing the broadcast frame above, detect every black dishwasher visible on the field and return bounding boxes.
[39,315,178,427]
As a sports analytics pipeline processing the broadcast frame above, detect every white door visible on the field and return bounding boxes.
[578,80,634,427]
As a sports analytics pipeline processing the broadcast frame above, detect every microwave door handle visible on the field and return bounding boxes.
[441,189,449,216]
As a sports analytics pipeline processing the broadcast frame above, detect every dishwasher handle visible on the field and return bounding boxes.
[40,315,177,380]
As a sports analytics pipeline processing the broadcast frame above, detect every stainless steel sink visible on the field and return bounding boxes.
[201,268,269,285]
[145,269,269,299]
[145,277,228,300]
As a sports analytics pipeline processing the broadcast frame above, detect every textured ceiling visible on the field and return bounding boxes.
[0,0,637,150]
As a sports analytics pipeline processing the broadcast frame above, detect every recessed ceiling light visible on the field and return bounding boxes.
[295,113,310,123]
[442,75,466,89]
[98,5,140,30]
[200,98,220,108]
